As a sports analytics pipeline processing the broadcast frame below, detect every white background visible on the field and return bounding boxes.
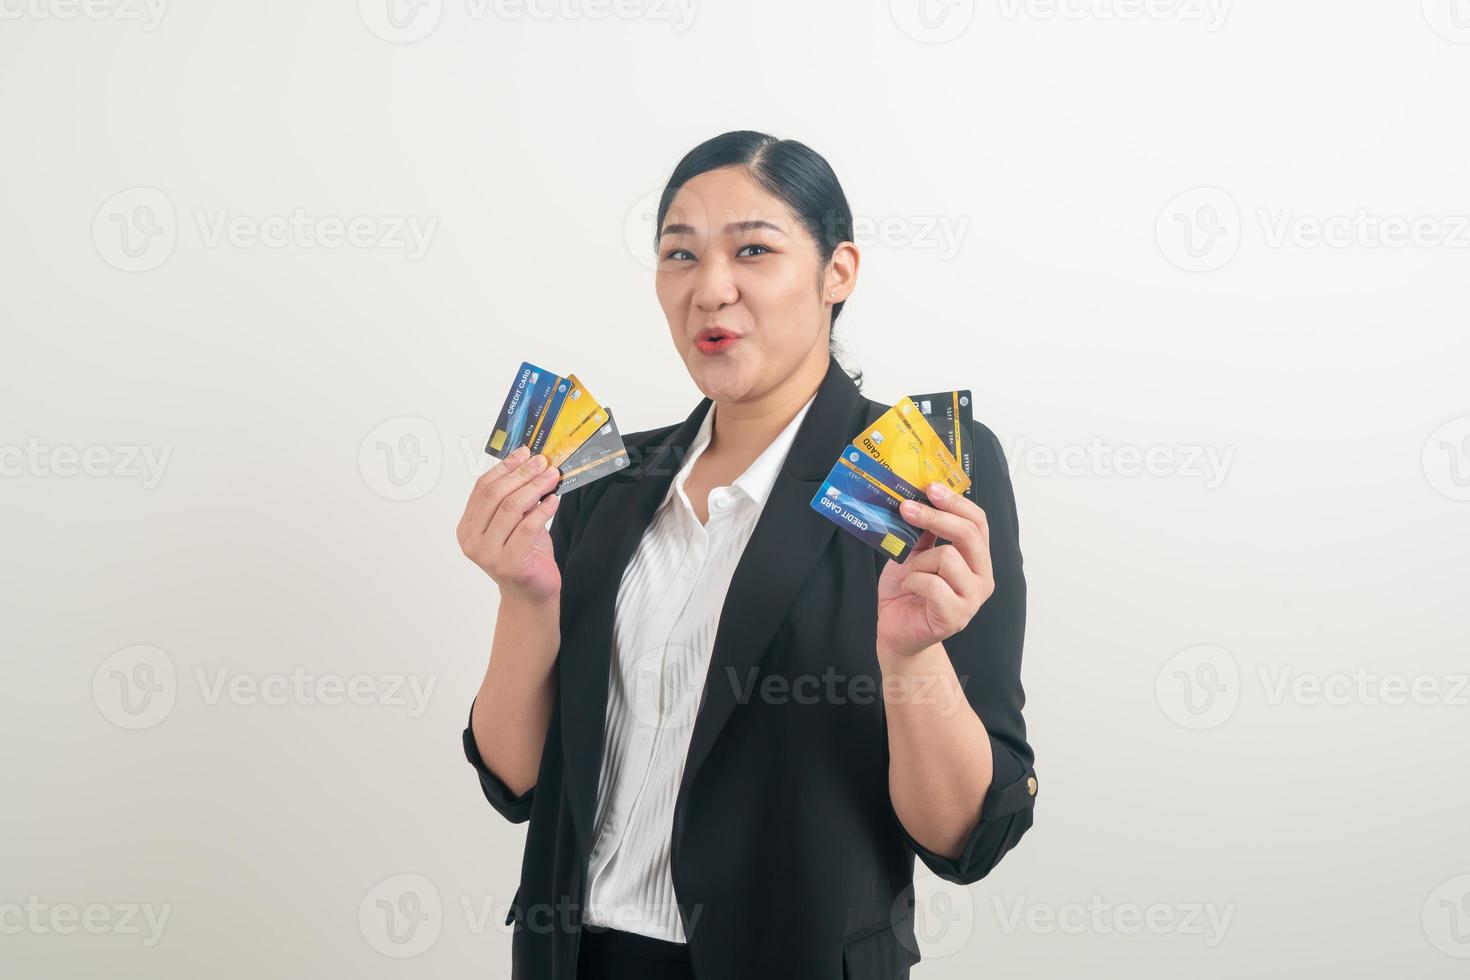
[3,0,1469,977]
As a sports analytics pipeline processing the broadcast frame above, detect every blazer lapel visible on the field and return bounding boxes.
[560,395,712,850]
[675,357,862,817]
[559,355,864,852]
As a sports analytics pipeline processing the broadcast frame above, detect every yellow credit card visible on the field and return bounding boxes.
[541,374,610,467]
[853,397,971,497]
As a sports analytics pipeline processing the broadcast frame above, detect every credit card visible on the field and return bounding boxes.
[852,397,971,497]
[485,361,560,459]
[908,389,975,502]
[540,374,610,468]
[555,409,629,495]
[527,375,576,456]
[810,447,925,563]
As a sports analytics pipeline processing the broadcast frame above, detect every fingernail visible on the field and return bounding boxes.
[900,500,920,517]
[530,454,548,471]
[928,483,949,500]
[512,446,530,460]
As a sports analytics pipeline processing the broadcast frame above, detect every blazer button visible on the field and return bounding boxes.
[1026,776,1038,796]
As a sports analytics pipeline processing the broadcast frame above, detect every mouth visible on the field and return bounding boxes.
[693,326,742,355]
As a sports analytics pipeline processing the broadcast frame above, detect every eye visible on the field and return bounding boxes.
[662,248,695,262]
[738,244,770,257]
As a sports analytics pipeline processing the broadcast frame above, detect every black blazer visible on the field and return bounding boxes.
[463,354,1037,979]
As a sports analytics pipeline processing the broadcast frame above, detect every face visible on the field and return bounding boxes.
[655,165,855,405]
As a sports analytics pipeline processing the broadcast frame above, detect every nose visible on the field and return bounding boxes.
[692,255,737,312]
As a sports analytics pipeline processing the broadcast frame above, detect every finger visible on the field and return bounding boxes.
[903,545,979,603]
[469,450,550,534]
[919,484,988,546]
[461,447,531,530]
[485,460,562,546]
[507,489,561,552]
[900,492,986,574]
[900,571,966,626]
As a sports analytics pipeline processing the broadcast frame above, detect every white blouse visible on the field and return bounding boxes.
[581,393,817,943]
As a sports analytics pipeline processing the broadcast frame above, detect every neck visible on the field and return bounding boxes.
[708,351,828,462]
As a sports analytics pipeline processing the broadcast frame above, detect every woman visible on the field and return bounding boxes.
[456,131,1037,980]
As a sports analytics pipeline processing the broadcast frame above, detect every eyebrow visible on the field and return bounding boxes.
[659,219,784,238]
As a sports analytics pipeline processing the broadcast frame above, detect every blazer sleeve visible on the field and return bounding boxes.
[461,480,586,824]
[890,421,1037,884]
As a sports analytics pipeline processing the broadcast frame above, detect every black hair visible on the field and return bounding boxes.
[654,130,862,390]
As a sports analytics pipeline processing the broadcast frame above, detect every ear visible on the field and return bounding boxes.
[823,241,861,304]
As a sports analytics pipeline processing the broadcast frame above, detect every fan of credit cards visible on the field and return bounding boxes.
[809,390,975,564]
[485,361,629,495]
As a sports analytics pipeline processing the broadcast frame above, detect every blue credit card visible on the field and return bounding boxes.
[810,448,925,563]
[485,361,560,459]
[527,375,575,456]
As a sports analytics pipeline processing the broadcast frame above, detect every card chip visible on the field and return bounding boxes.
[490,429,508,452]
[880,533,905,556]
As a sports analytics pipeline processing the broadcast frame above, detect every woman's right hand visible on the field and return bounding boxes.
[457,446,565,607]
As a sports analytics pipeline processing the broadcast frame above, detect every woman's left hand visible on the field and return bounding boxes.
[876,483,995,660]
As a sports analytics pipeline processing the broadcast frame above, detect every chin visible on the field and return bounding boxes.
[685,350,754,402]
